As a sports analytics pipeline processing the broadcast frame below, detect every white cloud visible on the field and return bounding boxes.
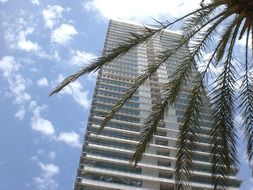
[0,56,20,77]
[87,71,98,82]
[17,27,40,52]
[57,75,90,109]
[29,100,83,148]
[29,100,38,111]
[28,100,84,148]
[197,52,223,75]
[15,106,26,120]
[70,50,96,66]
[0,0,8,3]
[31,117,55,136]
[237,33,252,49]
[68,50,98,80]
[53,50,61,62]
[31,0,40,5]
[30,101,55,137]
[2,15,48,58]
[33,176,58,190]
[0,57,30,104]
[51,24,78,45]
[42,5,64,29]
[38,162,59,177]
[29,101,83,148]
[0,56,31,119]
[37,77,49,87]
[57,131,82,148]
[33,161,59,190]
[84,0,201,22]
[9,75,32,104]
[48,151,56,160]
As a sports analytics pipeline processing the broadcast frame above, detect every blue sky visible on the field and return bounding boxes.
[0,0,252,189]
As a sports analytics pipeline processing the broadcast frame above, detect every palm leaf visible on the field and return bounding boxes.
[130,51,195,165]
[50,1,225,97]
[175,76,205,189]
[50,1,253,189]
[210,15,242,189]
[97,5,235,135]
[238,27,253,164]
[49,28,158,96]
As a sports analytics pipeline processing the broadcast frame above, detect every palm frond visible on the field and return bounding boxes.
[96,50,168,134]
[97,31,201,134]
[97,11,223,147]
[198,14,244,81]
[50,1,253,189]
[183,4,237,41]
[49,28,158,96]
[175,76,205,189]
[50,1,226,97]
[183,3,218,38]
[239,74,253,164]
[238,27,253,164]
[130,52,195,166]
[174,10,244,189]
[129,97,167,167]
[201,15,242,73]
[251,25,253,53]
[210,16,242,189]
[216,14,244,62]
[127,0,237,178]
[188,7,236,61]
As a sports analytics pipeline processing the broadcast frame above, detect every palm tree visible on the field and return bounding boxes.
[50,0,253,189]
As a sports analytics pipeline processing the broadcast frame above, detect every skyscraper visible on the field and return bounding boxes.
[74,20,241,190]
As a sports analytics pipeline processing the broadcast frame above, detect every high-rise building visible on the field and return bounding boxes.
[74,20,241,190]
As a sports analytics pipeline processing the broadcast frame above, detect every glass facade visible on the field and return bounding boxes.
[74,20,241,190]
